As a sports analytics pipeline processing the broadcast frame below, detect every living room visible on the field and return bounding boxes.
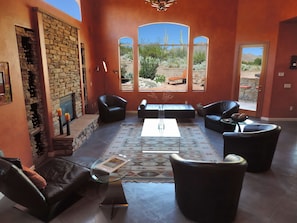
[0,0,297,222]
[1,0,297,165]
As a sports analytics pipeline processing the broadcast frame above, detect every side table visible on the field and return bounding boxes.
[90,155,130,219]
[220,118,237,133]
[231,113,248,132]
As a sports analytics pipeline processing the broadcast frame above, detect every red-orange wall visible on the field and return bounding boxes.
[0,0,92,166]
[0,1,37,166]
[83,0,297,118]
[83,0,239,112]
[272,21,297,117]
[236,0,297,118]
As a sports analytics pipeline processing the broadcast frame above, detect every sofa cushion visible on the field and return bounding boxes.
[140,99,147,109]
[22,166,47,190]
[243,123,276,132]
[36,158,90,205]
[138,101,195,119]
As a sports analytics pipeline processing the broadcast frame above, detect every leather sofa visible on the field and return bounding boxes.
[137,99,195,119]
[169,153,247,223]
[0,157,90,221]
[203,100,240,133]
[223,123,281,172]
[98,94,127,122]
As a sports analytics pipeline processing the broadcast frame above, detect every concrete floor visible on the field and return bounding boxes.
[0,113,297,223]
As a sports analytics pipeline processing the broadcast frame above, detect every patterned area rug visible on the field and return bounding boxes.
[102,122,221,182]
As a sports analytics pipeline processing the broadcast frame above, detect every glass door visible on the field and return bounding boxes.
[238,44,267,117]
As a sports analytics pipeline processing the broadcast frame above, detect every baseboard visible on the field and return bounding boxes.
[127,110,137,114]
[261,117,297,121]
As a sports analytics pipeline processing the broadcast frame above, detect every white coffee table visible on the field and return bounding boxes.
[141,118,181,153]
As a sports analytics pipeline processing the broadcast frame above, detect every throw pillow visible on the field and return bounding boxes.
[22,166,47,190]
[140,99,147,109]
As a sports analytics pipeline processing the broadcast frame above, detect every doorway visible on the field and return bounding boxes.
[237,44,267,117]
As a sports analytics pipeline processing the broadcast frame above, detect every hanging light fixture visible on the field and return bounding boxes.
[145,0,177,12]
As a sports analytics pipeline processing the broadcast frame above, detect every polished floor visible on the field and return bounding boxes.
[0,113,297,223]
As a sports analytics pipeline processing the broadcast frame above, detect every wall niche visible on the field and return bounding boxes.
[15,26,48,165]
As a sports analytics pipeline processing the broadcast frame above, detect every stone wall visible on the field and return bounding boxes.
[42,13,82,135]
[239,77,259,102]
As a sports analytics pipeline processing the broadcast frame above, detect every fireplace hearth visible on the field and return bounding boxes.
[52,114,98,155]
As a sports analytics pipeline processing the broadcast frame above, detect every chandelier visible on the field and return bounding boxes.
[145,0,177,12]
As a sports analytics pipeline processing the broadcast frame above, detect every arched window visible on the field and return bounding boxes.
[119,37,134,91]
[138,23,189,92]
[192,36,209,91]
[44,0,81,21]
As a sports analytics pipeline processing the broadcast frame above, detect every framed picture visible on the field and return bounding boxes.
[0,62,12,105]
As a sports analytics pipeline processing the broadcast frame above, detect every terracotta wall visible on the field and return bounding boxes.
[0,1,37,166]
[0,0,93,166]
[79,0,100,114]
[82,0,239,112]
[83,0,297,118]
[236,0,297,118]
[272,21,297,118]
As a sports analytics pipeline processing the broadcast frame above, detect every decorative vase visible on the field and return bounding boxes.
[158,105,165,130]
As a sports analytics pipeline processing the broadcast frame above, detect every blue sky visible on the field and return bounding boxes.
[44,0,81,20]
[243,47,263,56]
[139,23,189,44]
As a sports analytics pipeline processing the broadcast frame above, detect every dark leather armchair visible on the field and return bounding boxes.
[98,94,127,122]
[169,154,247,223]
[203,100,239,133]
[223,123,281,172]
[0,157,90,221]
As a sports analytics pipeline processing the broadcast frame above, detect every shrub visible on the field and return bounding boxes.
[154,74,166,83]
[121,64,127,76]
[193,51,206,64]
[139,57,159,80]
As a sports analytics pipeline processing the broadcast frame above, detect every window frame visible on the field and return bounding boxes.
[138,23,189,92]
[192,36,209,92]
[119,37,134,91]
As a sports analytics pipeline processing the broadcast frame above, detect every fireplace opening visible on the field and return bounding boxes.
[60,93,75,125]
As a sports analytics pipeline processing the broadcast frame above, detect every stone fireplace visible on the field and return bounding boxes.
[15,10,99,161]
[39,11,99,155]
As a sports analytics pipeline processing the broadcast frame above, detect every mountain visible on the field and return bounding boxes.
[242,53,261,62]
